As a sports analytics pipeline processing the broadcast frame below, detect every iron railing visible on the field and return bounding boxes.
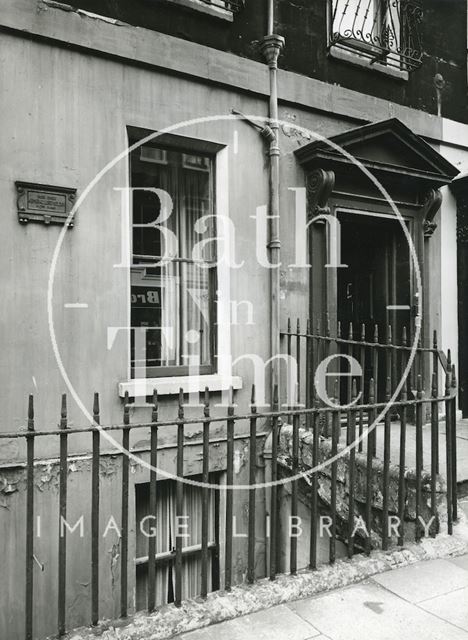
[329,0,424,71]
[0,330,459,639]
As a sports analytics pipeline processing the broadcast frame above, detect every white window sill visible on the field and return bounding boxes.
[329,45,409,81]
[119,374,243,398]
[159,0,234,22]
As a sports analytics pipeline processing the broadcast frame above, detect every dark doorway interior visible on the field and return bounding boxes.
[337,212,412,401]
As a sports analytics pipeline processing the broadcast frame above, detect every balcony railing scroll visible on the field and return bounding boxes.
[330,0,424,71]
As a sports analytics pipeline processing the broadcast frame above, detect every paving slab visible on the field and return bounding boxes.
[449,554,468,572]
[419,587,468,632]
[176,604,320,640]
[288,581,468,640]
[372,558,468,603]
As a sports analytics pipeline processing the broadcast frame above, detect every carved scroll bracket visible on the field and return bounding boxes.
[422,188,442,238]
[306,168,335,220]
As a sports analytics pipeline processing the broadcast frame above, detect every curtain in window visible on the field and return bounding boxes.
[137,480,215,609]
[131,147,215,375]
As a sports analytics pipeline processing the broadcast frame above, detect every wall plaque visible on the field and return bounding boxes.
[15,182,77,227]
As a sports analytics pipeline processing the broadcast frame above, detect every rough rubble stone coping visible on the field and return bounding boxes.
[61,520,468,640]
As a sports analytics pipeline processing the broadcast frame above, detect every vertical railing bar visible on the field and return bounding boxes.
[347,379,357,559]
[296,318,301,407]
[451,365,458,522]
[309,400,319,570]
[147,390,158,613]
[306,319,312,430]
[445,371,453,535]
[433,331,439,473]
[430,372,438,535]
[58,394,68,636]
[365,379,375,556]
[330,380,339,564]
[120,392,130,618]
[398,327,407,546]
[290,408,299,575]
[415,376,423,541]
[225,388,234,591]
[382,377,391,551]
[175,389,184,607]
[25,394,35,640]
[373,325,379,456]
[201,388,210,599]
[358,324,366,453]
[91,393,100,626]
[247,385,257,584]
[269,385,279,580]
[287,319,292,412]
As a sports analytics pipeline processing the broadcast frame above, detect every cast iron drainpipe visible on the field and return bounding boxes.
[262,0,285,580]
[231,9,284,403]
[261,1,285,400]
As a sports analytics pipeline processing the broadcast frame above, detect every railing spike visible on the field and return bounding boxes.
[445,370,451,396]
[297,318,301,335]
[93,392,100,423]
[387,324,392,345]
[287,317,291,333]
[348,322,353,341]
[431,372,438,399]
[374,324,379,343]
[178,388,184,419]
[152,389,158,423]
[401,377,408,401]
[452,364,457,389]
[369,378,375,404]
[447,349,452,368]
[334,378,339,404]
[123,391,130,425]
[337,321,342,339]
[326,313,331,337]
[433,329,438,350]
[361,323,366,342]
[28,394,34,425]
[204,386,210,409]
[386,376,391,401]
[417,374,423,398]
[352,378,358,400]
[251,384,256,406]
[306,318,311,335]
[402,326,407,347]
[273,384,279,408]
[60,394,67,430]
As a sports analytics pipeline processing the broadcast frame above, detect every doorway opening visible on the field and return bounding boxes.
[336,211,412,402]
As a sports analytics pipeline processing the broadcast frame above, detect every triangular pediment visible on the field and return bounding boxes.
[295,118,458,186]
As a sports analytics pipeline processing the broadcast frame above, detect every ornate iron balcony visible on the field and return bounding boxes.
[330,0,424,71]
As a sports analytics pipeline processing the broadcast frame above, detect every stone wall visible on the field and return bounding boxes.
[278,424,447,553]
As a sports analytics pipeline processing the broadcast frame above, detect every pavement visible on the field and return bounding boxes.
[175,553,468,640]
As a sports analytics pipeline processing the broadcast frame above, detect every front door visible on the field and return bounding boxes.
[336,211,412,402]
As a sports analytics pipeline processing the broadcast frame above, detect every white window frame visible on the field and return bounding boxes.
[119,144,242,399]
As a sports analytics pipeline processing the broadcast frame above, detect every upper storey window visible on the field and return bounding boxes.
[330,0,423,72]
[162,0,244,21]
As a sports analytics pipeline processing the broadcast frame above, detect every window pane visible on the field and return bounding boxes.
[131,144,216,376]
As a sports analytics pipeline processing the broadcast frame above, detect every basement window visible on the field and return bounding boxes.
[135,476,220,609]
